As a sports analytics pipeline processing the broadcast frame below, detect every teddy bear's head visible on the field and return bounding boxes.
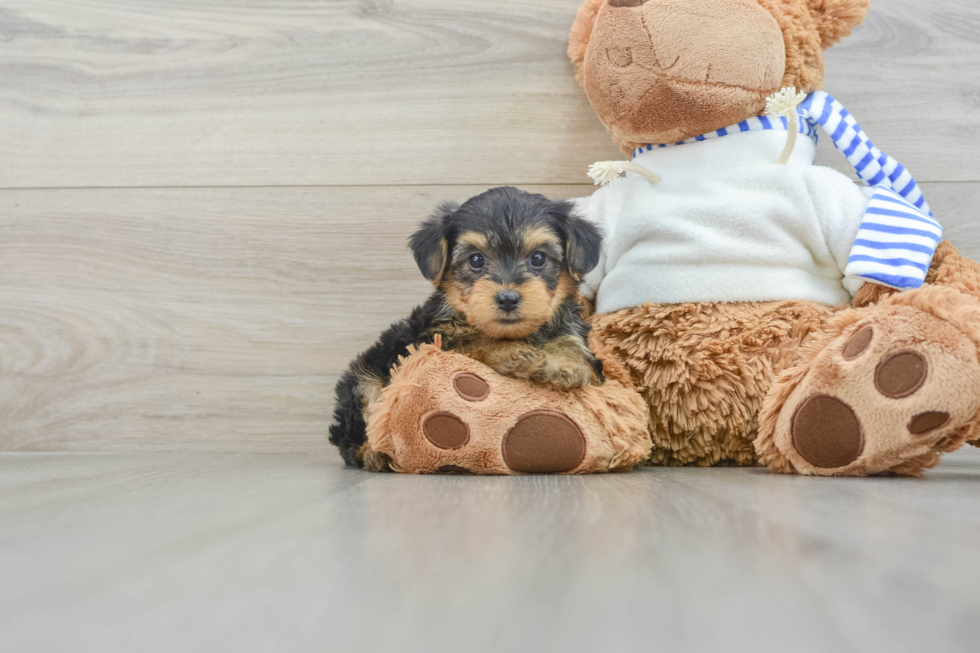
[569,0,870,153]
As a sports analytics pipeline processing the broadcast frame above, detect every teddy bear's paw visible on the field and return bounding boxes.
[765,307,980,476]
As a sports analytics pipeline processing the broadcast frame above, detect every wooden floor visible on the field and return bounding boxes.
[3,1,980,650]
[3,450,980,652]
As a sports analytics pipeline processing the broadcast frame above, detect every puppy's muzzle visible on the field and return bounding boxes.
[495,290,522,314]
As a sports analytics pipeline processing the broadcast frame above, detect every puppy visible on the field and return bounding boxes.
[329,186,604,470]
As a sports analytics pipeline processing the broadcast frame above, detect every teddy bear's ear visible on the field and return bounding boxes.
[807,0,871,49]
[409,202,458,285]
[568,0,607,83]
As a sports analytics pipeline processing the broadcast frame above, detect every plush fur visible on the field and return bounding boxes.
[590,298,833,467]
[566,0,980,477]
[588,242,980,477]
[329,187,607,470]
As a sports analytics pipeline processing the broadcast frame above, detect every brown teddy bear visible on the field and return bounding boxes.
[569,0,980,476]
[364,0,980,477]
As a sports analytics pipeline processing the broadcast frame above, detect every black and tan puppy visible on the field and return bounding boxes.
[329,186,605,470]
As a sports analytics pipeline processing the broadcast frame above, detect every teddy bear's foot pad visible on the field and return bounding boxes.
[502,411,587,473]
[423,408,587,474]
[422,412,471,450]
[792,395,864,469]
[909,411,951,434]
[767,306,980,476]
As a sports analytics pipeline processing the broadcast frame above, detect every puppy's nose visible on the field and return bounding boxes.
[495,290,522,314]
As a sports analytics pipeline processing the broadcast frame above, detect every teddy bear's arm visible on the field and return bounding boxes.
[799,93,941,294]
[842,186,942,292]
[807,164,943,295]
[805,166,875,295]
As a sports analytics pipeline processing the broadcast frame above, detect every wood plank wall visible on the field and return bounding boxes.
[2,0,979,452]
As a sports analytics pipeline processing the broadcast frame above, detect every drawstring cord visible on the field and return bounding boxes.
[587,160,661,187]
[766,87,808,165]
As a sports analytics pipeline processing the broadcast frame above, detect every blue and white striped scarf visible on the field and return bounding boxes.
[632,91,940,291]
[632,112,820,156]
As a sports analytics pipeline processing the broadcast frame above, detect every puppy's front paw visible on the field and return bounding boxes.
[531,356,594,391]
[490,347,545,379]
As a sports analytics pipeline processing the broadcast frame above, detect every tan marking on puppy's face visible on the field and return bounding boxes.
[458,231,489,251]
[445,273,580,340]
[551,271,578,311]
[441,226,572,340]
[466,278,555,339]
[521,226,562,256]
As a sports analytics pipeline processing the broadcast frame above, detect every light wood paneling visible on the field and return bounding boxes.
[2,182,979,453]
[2,451,980,652]
[0,185,579,452]
[1,0,978,189]
[2,0,979,453]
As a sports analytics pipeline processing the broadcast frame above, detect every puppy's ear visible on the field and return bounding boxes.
[409,201,458,285]
[552,200,602,279]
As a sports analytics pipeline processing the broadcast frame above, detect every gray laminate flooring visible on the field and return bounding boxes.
[2,450,979,653]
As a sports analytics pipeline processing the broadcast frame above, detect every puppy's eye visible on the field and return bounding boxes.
[529,251,547,269]
[468,253,486,270]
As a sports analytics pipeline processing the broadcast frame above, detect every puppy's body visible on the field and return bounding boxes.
[329,187,604,470]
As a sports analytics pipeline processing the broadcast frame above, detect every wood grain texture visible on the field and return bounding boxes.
[0,185,581,452]
[2,182,979,453]
[2,0,980,453]
[1,0,978,189]
[2,451,980,653]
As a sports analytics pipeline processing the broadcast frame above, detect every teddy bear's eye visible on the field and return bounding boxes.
[607,46,633,68]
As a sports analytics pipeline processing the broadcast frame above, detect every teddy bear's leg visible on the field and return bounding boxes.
[590,300,834,467]
[757,243,980,476]
[366,342,651,475]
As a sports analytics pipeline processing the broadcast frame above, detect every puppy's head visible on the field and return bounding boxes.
[410,187,602,340]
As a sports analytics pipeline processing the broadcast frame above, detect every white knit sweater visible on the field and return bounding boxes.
[574,130,875,314]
